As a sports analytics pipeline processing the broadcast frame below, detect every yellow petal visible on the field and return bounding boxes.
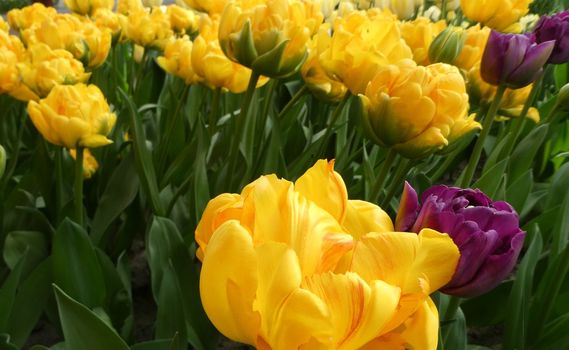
[302,271,401,350]
[199,220,260,345]
[295,159,348,223]
[342,200,394,240]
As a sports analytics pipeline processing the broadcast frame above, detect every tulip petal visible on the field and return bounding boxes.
[295,159,348,223]
[199,220,260,345]
[395,181,420,232]
[507,40,554,88]
[342,200,394,240]
[302,272,401,349]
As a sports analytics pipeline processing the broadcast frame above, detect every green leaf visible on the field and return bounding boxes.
[53,285,130,350]
[131,333,181,350]
[3,230,48,271]
[91,153,140,247]
[52,218,106,308]
[0,334,17,350]
[545,162,569,210]
[472,158,508,198]
[0,251,27,331]
[533,312,569,350]
[503,227,543,350]
[506,170,533,213]
[482,132,513,173]
[467,346,493,350]
[509,124,548,183]
[155,262,187,350]
[7,258,52,348]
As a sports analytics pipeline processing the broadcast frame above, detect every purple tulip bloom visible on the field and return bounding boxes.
[534,11,569,64]
[395,182,525,298]
[481,30,554,89]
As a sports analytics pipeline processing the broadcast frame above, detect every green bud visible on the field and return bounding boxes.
[557,83,569,112]
[0,145,5,180]
[429,26,466,65]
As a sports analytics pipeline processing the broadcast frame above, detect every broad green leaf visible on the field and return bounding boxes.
[482,132,513,173]
[155,262,187,350]
[509,124,548,183]
[461,281,511,327]
[467,346,493,350]
[0,252,26,331]
[503,227,543,350]
[472,158,508,198]
[131,333,181,350]
[0,334,17,350]
[3,230,48,271]
[7,258,52,347]
[91,153,140,247]
[532,312,569,350]
[53,285,130,350]
[506,170,533,213]
[545,163,569,210]
[52,218,106,308]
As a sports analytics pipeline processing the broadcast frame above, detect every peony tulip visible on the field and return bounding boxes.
[533,10,569,65]
[27,84,116,149]
[481,30,554,89]
[197,160,460,349]
[218,0,322,78]
[156,36,201,85]
[359,60,480,159]
[399,17,447,66]
[7,3,57,32]
[396,182,525,297]
[69,148,99,179]
[181,0,228,15]
[460,0,532,33]
[166,4,198,34]
[63,0,113,16]
[120,7,174,49]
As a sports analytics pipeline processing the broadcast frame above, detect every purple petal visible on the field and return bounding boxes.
[481,31,508,85]
[507,40,554,88]
[442,231,525,297]
[501,35,531,83]
[395,181,420,232]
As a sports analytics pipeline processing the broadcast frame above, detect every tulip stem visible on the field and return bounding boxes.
[318,94,350,158]
[228,71,261,191]
[380,157,413,209]
[209,87,222,137]
[441,0,448,20]
[74,146,84,227]
[369,149,397,203]
[460,84,506,188]
[278,85,308,119]
[0,111,27,196]
[441,296,462,345]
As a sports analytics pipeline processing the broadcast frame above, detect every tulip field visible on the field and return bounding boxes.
[2,0,569,349]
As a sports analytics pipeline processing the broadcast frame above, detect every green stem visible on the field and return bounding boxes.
[74,146,84,227]
[0,113,27,195]
[441,0,448,20]
[209,87,222,137]
[157,84,190,174]
[227,71,261,191]
[55,148,65,218]
[318,94,350,157]
[251,79,279,177]
[441,296,462,345]
[166,174,193,217]
[460,85,506,188]
[380,158,412,208]
[278,85,308,119]
[369,149,397,203]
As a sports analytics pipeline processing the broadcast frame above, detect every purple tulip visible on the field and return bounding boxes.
[481,30,554,89]
[534,11,569,64]
[395,182,525,298]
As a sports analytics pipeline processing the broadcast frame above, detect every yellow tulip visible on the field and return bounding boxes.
[197,160,460,349]
[142,0,163,6]
[7,3,57,32]
[157,36,200,85]
[374,0,421,20]
[360,60,480,158]
[92,8,125,42]
[120,8,174,49]
[64,0,114,16]
[218,0,322,78]
[453,24,490,72]
[117,0,146,14]
[21,14,112,69]
[0,17,9,32]
[460,0,532,32]
[15,43,91,101]
[399,16,447,66]
[0,31,29,97]
[191,14,267,93]
[27,83,116,149]
[317,9,412,95]
[181,0,228,15]
[69,148,99,179]
[166,4,198,34]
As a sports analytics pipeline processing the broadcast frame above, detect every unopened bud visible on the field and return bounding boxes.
[429,26,466,64]
[557,83,569,111]
[0,145,6,180]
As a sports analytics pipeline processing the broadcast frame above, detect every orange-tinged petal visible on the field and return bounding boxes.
[199,220,260,345]
[302,272,401,350]
[295,159,348,223]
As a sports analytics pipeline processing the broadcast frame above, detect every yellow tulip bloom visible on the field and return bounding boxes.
[181,0,228,15]
[0,31,33,99]
[27,84,116,149]
[0,17,9,32]
[69,148,99,179]
[301,27,348,103]
[400,17,447,66]
[117,0,146,14]
[360,60,480,158]
[64,0,114,16]
[218,0,322,78]
[120,7,174,49]
[166,4,198,34]
[92,8,125,42]
[156,36,201,85]
[7,3,57,32]
[453,24,490,72]
[317,9,412,95]
[15,43,91,101]
[461,0,532,33]
[374,0,422,20]
[197,160,460,349]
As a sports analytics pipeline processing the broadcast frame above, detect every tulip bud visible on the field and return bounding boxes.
[429,26,465,65]
[481,30,554,89]
[396,182,526,297]
[533,10,569,65]
[0,145,6,180]
[557,83,569,112]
